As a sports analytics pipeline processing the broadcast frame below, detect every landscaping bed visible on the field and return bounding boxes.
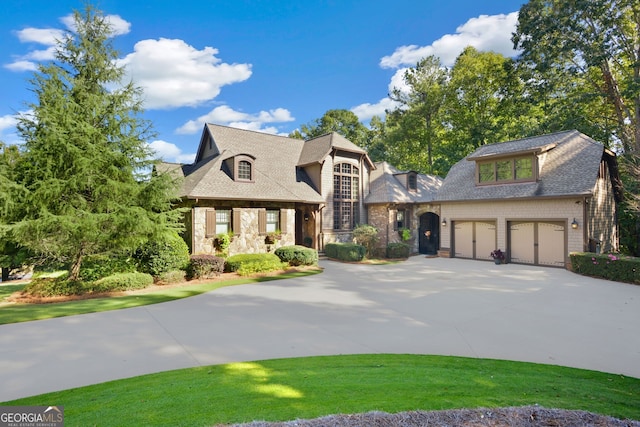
[229,406,640,427]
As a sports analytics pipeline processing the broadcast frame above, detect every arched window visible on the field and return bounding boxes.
[333,163,360,230]
[234,155,254,182]
[238,160,252,180]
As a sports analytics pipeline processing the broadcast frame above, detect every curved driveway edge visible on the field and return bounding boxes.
[0,256,638,402]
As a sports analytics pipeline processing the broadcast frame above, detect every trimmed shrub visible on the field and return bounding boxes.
[225,253,286,276]
[90,272,154,293]
[274,245,318,266]
[325,243,366,262]
[155,270,187,285]
[352,224,379,257]
[134,232,190,277]
[80,254,136,282]
[187,254,225,279]
[325,243,339,259]
[570,252,640,284]
[387,242,411,259]
[24,276,85,297]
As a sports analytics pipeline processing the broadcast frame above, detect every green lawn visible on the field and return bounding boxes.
[4,354,639,426]
[0,269,322,325]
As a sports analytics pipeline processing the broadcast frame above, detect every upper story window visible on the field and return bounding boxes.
[333,163,360,230]
[408,173,417,191]
[234,155,255,182]
[238,160,251,180]
[477,155,535,185]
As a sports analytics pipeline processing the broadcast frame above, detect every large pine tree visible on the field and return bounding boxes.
[8,6,183,280]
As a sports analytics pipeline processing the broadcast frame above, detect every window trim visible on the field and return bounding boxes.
[333,162,360,230]
[476,155,536,185]
[234,155,255,182]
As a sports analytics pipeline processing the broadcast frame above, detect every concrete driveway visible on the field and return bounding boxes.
[0,256,639,402]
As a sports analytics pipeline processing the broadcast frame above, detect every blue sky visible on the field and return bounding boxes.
[1,0,525,164]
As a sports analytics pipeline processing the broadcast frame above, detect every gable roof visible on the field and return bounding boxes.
[298,132,374,168]
[435,130,617,202]
[365,161,443,204]
[164,124,325,203]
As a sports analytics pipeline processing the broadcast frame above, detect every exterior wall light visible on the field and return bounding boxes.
[571,218,579,229]
[441,218,447,226]
[304,213,310,221]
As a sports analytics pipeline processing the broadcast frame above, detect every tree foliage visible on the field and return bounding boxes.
[513,0,640,153]
[290,109,373,149]
[4,6,183,280]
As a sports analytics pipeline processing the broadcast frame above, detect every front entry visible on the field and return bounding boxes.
[419,212,440,255]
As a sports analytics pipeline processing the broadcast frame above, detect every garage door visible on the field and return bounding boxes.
[454,221,496,260]
[508,221,565,267]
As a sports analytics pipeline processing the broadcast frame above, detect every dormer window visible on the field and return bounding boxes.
[477,155,535,185]
[238,160,251,180]
[408,173,417,191]
[233,155,255,182]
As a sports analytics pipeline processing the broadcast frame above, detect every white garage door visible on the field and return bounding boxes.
[538,222,566,267]
[509,222,535,264]
[454,221,474,258]
[509,221,566,266]
[454,221,496,260]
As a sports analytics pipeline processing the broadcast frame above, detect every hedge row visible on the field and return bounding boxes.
[325,243,366,262]
[570,252,640,284]
[225,253,287,276]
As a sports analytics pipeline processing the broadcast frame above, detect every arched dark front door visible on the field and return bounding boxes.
[419,212,440,255]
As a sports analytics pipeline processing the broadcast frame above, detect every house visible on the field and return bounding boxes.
[160,125,620,269]
[364,162,443,255]
[435,130,622,267]
[158,124,374,254]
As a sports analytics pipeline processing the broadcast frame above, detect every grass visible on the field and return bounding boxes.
[3,354,639,426]
[0,269,322,325]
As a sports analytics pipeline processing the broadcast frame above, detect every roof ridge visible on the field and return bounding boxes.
[206,123,293,141]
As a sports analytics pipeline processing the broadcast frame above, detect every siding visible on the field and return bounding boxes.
[440,199,584,255]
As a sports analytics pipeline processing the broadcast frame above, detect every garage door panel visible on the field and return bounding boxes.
[454,222,473,258]
[538,222,566,266]
[475,222,496,261]
[509,222,535,264]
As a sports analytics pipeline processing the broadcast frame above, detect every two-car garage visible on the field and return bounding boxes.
[452,220,567,267]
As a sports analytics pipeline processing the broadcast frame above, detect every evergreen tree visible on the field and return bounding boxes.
[7,6,183,280]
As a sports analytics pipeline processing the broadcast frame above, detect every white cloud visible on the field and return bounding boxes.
[16,27,64,45]
[61,13,131,36]
[4,60,37,72]
[148,139,195,163]
[351,97,401,121]
[380,12,519,68]
[118,38,252,109]
[176,105,294,135]
[7,14,131,72]
[357,12,519,118]
[0,113,18,133]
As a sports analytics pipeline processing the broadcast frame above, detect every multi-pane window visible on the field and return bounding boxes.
[238,160,251,180]
[395,209,407,231]
[333,163,360,230]
[216,209,231,234]
[266,210,279,232]
[478,156,535,184]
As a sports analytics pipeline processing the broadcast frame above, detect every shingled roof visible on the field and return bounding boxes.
[298,132,374,168]
[365,161,442,204]
[160,124,325,203]
[435,130,617,202]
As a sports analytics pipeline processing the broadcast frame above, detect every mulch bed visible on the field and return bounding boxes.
[224,406,640,427]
